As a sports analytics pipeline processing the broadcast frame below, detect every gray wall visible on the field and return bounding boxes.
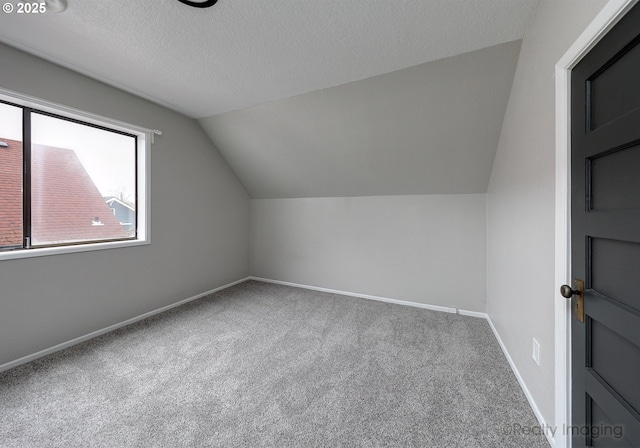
[0,43,250,366]
[486,0,607,426]
[200,41,520,199]
[251,194,487,312]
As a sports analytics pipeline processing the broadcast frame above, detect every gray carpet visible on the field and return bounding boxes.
[0,280,550,447]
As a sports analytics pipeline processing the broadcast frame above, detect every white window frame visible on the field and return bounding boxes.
[0,87,152,261]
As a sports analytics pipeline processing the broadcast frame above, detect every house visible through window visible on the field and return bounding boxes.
[0,94,144,254]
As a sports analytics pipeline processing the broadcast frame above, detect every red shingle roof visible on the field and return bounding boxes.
[0,138,128,247]
[0,139,23,247]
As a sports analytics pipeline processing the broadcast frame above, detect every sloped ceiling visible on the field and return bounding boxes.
[0,1,537,198]
[0,0,537,118]
[199,41,522,198]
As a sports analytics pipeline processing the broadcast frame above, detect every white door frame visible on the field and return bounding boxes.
[554,1,638,447]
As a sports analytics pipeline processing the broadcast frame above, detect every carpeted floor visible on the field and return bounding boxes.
[0,280,550,447]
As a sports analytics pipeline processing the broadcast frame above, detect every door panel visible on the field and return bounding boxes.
[589,143,640,210]
[590,319,640,413]
[589,36,640,130]
[584,211,640,242]
[571,3,640,447]
[590,238,640,309]
[583,115,640,158]
[586,293,640,349]
[590,399,633,447]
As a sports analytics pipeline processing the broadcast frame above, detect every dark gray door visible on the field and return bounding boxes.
[570,3,640,447]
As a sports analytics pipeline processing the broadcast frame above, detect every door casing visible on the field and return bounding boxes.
[554,1,639,447]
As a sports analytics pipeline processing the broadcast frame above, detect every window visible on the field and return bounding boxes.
[0,89,150,260]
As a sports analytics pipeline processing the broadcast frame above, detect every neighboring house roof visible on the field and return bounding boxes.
[0,139,23,247]
[105,196,135,212]
[105,195,136,234]
[0,138,128,247]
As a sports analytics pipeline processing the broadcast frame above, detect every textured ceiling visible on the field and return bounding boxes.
[0,0,538,118]
[200,41,522,198]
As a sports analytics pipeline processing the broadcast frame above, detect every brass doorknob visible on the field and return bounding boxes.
[560,284,580,299]
[562,279,585,323]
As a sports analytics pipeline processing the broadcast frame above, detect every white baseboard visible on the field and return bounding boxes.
[249,276,488,316]
[485,317,555,448]
[457,309,489,319]
[0,276,251,373]
[2,274,549,448]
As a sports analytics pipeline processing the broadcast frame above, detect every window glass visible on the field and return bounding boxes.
[0,91,147,259]
[30,113,137,246]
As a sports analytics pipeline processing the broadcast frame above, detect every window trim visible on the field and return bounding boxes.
[0,87,152,261]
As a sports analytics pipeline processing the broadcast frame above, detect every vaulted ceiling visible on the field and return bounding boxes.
[0,0,539,198]
[199,40,522,198]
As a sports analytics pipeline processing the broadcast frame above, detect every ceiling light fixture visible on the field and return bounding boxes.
[42,0,67,13]
[177,0,218,8]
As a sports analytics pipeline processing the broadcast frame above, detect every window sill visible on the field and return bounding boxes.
[0,238,150,261]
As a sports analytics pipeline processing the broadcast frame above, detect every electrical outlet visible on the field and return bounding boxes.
[532,338,540,366]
